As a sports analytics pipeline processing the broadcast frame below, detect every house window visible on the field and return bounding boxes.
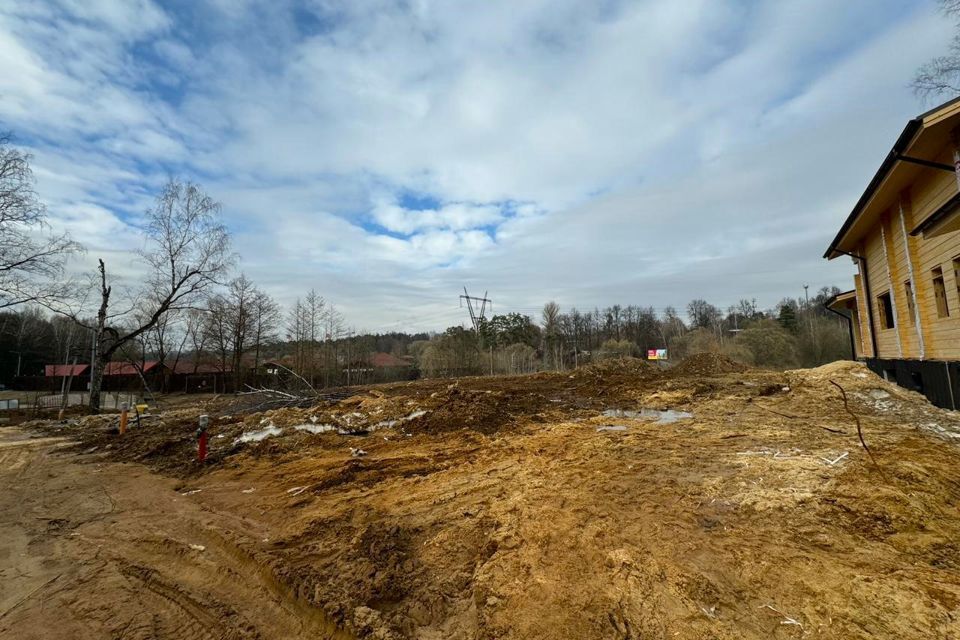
[877,291,895,329]
[904,280,916,325]
[933,267,950,318]
[954,257,960,308]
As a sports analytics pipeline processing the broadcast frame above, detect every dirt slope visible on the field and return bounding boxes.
[3,358,960,639]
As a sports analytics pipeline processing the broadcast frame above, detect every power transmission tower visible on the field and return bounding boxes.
[459,287,492,334]
[460,287,494,374]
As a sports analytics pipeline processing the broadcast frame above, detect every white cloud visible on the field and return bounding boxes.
[0,0,953,330]
[370,199,504,235]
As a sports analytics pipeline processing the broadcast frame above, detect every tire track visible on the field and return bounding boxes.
[118,562,246,640]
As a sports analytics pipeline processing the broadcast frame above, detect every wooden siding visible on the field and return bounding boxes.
[853,271,873,358]
[909,143,958,229]
[862,230,900,357]
[898,193,927,359]
[855,180,960,361]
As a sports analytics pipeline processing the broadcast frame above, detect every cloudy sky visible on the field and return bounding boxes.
[0,1,953,331]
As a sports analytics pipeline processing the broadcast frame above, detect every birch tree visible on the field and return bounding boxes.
[0,135,80,309]
[914,1,960,98]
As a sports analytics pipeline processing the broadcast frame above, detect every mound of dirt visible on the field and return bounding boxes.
[408,386,517,435]
[668,352,747,377]
[574,356,655,378]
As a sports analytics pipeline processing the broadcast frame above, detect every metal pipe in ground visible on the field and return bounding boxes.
[197,415,209,463]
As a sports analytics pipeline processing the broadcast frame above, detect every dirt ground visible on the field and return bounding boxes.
[2,355,960,639]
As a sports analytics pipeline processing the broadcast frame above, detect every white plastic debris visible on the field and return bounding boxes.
[350,447,368,457]
[235,425,282,444]
[189,544,206,552]
[294,423,336,434]
[821,452,849,466]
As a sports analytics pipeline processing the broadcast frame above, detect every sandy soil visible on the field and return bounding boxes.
[2,355,960,639]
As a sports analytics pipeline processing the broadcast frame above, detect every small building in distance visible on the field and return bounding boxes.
[101,360,167,391]
[170,361,232,393]
[39,361,167,392]
[44,363,90,379]
[825,96,960,409]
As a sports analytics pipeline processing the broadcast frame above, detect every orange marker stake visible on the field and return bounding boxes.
[119,402,129,435]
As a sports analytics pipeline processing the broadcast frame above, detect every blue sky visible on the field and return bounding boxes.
[0,0,953,331]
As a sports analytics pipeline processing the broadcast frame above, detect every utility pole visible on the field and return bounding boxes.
[803,283,818,357]
[460,287,494,375]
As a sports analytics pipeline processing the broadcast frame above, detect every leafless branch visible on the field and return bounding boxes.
[0,134,82,309]
[829,380,888,481]
[912,2,960,99]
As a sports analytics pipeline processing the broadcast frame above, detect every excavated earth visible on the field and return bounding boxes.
[2,355,960,639]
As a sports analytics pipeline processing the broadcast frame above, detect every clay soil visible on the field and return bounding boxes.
[2,355,960,639]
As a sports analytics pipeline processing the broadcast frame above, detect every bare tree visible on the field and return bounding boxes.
[184,308,210,372]
[286,298,307,376]
[541,301,562,370]
[226,274,255,389]
[63,180,232,411]
[204,294,231,379]
[146,309,191,389]
[0,135,80,309]
[657,306,686,351]
[10,306,47,376]
[913,1,960,99]
[321,302,344,387]
[250,288,280,375]
[304,289,325,385]
[50,314,89,368]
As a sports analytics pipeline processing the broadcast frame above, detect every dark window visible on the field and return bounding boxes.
[877,291,895,329]
[911,372,924,393]
[904,280,915,325]
[933,267,950,318]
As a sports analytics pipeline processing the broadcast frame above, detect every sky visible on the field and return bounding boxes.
[0,0,954,332]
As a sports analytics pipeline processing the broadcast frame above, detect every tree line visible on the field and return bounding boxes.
[0,134,853,410]
[408,291,851,378]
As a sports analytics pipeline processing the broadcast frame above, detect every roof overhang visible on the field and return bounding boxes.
[825,289,857,312]
[824,96,960,259]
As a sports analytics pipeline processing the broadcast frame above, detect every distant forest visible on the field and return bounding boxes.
[0,133,851,404]
[0,285,851,388]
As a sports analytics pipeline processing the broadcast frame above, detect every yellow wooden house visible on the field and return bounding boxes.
[825,96,960,410]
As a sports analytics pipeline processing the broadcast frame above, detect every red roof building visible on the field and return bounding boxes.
[44,364,90,377]
[102,361,163,376]
[171,361,230,375]
[370,352,411,368]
